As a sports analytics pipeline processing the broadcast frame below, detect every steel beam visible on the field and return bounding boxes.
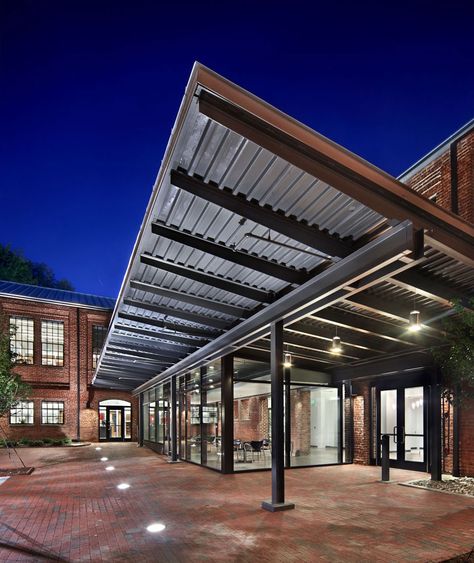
[287,321,386,354]
[135,221,415,394]
[342,294,445,338]
[114,323,207,347]
[331,350,433,382]
[140,254,273,303]
[107,346,185,362]
[130,279,250,318]
[117,312,216,338]
[171,168,352,258]
[151,222,308,284]
[123,298,229,330]
[309,309,429,347]
[198,87,474,265]
[391,270,474,310]
[110,334,195,355]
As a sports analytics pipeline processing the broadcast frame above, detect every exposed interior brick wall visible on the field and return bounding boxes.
[233,396,268,442]
[352,384,371,465]
[0,297,136,443]
[290,388,311,456]
[404,131,473,224]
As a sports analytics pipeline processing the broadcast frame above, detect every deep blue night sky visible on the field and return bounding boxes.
[1,1,473,298]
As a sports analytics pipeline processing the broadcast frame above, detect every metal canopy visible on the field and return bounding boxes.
[93,63,474,391]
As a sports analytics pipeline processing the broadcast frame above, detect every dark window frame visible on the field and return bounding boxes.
[10,316,34,365]
[41,400,65,425]
[10,400,34,425]
[41,320,64,367]
[92,325,107,369]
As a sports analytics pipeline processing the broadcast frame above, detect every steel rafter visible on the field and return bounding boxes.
[117,312,216,338]
[135,220,415,394]
[130,279,250,318]
[140,254,272,303]
[151,222,308,284]
[123,297,229,330]
[170,168,352,258]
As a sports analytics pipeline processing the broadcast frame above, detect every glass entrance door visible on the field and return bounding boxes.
[378,386,426,471]
[99,405,132,441]
[109,408,123,439]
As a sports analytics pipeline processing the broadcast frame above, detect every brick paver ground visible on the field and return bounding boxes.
[0,443,473,562]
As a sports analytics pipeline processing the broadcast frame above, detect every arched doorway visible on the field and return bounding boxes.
[99,399,132,442]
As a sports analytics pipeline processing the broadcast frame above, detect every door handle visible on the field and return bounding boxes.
[393,426,397,443]
[400,427,405,444]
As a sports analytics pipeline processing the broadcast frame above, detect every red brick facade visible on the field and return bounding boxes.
[0,296,137,442]
[403,130,473,224]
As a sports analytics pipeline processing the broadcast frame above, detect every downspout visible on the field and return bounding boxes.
[450,124,474,215]
[76,307,81,442]
[449,140,459,215]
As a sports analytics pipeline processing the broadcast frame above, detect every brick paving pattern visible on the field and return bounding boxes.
[1,443,473,562]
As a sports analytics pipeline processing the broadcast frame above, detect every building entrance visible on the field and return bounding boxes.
[376,384,427,471]
[99,400,132,441]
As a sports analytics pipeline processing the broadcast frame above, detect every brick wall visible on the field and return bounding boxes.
[460,398,474,476]
[404,130,473,224]
[290,388,311,456]
[233,396,268,442]
[0,296,136,442]
[352,384,371,465]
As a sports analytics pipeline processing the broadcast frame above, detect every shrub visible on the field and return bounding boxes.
[42,438,54,446]
[1,439,18,448]
[52,438,64,446]
[30,440,44,447]
[63,437,72,445]
[18,437,31,446]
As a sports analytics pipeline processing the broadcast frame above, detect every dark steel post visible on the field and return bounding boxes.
[200,366,207,466]
[452,385,460,477]
[262,321,295,512]
[170,375,178,462]
[138,393,144,447]
[430,382,442,481]
[221,354,234,474]
[338,383,343,463]
[284,367,291,468]
[381,434,390,481]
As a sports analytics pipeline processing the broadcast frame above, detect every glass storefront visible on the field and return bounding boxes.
[140,354,346,473]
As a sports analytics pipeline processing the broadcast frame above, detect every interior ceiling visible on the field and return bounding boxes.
[93,66,474,392]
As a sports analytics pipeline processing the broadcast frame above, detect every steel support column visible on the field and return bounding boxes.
[284,367,291,469]
[170,376,178,462]
[262,321,295,512]
[452,385,460,477]
[138,394,144,447]
[221,354,234,474]
[430,380,443,481]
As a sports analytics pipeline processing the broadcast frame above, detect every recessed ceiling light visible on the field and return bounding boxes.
[105,466,115,471]
[209,378,213,383]
[100,457,108,462]
[117,483,130,490]
[95,447,102,451]
[147,523,166,533]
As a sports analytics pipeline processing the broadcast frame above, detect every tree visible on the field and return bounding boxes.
[432,300,474,403]
[0,244,74,290]
[0,313,32,422]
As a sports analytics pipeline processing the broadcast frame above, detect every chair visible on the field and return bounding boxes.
[249,440,265,461]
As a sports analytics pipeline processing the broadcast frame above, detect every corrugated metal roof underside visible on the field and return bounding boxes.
[94,85,474,391]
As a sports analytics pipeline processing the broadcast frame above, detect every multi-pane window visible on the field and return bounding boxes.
[41,401,65,424]
[9,317,34,364]
[41,320,64,366]
[10,401,34,424]
[92,325,107,368]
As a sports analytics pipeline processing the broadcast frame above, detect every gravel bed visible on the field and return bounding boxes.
[409,476,474,497]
